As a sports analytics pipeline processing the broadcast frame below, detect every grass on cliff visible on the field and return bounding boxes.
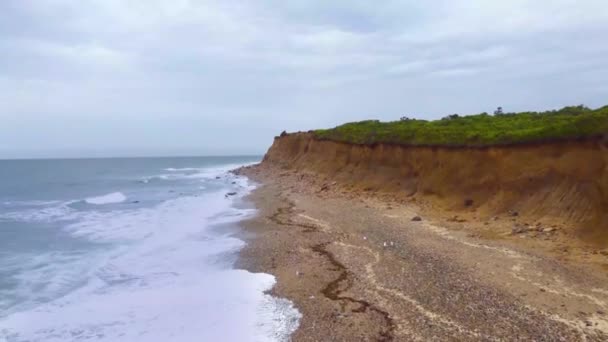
[313,105,608,147]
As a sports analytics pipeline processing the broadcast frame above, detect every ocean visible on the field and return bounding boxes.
[0,157,300,342]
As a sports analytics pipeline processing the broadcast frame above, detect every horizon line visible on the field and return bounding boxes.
[0,154,264,161]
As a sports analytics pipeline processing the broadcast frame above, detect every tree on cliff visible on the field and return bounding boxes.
[441,114,460,120]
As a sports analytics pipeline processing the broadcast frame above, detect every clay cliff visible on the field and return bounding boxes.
[261,132,608,246]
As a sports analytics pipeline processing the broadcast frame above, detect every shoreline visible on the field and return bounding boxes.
[235,163,608,341]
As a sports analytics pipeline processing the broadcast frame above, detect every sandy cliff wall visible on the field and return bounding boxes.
[262,133,608,245]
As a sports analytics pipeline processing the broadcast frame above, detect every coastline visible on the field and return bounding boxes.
[235,163,608,341]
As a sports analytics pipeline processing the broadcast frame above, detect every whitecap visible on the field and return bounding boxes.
[164,167,201,172]
[85,192,127,205]
[153,162,258,183]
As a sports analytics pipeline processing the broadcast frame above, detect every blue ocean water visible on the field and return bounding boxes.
[0,157,300,342]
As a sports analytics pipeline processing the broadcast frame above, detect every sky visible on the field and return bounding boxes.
[1,0,608,158]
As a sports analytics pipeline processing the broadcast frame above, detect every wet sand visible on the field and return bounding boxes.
[235,164,608,341]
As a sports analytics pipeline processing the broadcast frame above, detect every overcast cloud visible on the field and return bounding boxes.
[1,0,607,158]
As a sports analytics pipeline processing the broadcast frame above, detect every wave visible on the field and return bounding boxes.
[0,202,76,223]
[65,189,256,243]
[152,163,256,183]
[85,192,127,205]
[2,200,62,207]
[164,167,201,172]
[0,172,301,341]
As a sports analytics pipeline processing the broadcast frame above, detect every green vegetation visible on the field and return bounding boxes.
[313,105,608,147]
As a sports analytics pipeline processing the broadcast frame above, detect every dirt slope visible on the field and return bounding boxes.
[262,133,608,246]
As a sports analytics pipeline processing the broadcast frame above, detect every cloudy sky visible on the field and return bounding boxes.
[1,0,607,158]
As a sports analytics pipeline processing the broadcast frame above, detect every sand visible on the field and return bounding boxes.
[235,164,608,341]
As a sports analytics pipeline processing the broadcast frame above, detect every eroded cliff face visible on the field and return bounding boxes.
[262,133,608,245]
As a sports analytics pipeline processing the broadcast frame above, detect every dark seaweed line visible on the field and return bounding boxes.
[267,199,319,233]
[311,242,396,342]
[267,199,395,341]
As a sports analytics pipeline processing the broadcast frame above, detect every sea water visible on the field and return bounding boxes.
[0,157,300,342]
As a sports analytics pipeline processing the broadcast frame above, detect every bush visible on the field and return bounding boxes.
[313,105,608,147]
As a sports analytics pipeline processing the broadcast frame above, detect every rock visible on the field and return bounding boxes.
[585,321,593,327]
[510,211,519,217]
[492,216,499,221]
[411,216,422,222]
[598,310,606,315]
[225,192,237,197]
[131,200,140,204]
[319,184,330,192]
[512,224,528,234]
[448,215,467,223]
[464,199,474,207]
[542,227,556,233]
[600,250,608,256]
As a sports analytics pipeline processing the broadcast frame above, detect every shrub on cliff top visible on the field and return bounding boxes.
[313,105,608,147]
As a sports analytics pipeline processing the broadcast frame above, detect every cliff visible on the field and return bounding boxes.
[262,132,608,245]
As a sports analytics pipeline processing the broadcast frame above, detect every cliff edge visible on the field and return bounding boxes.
[261,132,608,246]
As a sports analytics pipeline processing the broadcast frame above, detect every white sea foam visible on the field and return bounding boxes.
[0,252,100,314]
[0,171,300,342]
[1,270,300,342]
[2,200,62,207]
[154,162,258,183]
[164,167,201,172]
[0,202,76,223]
[85,192,127,205]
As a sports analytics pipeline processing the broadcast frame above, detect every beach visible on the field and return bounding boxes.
[236,163,608,341]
